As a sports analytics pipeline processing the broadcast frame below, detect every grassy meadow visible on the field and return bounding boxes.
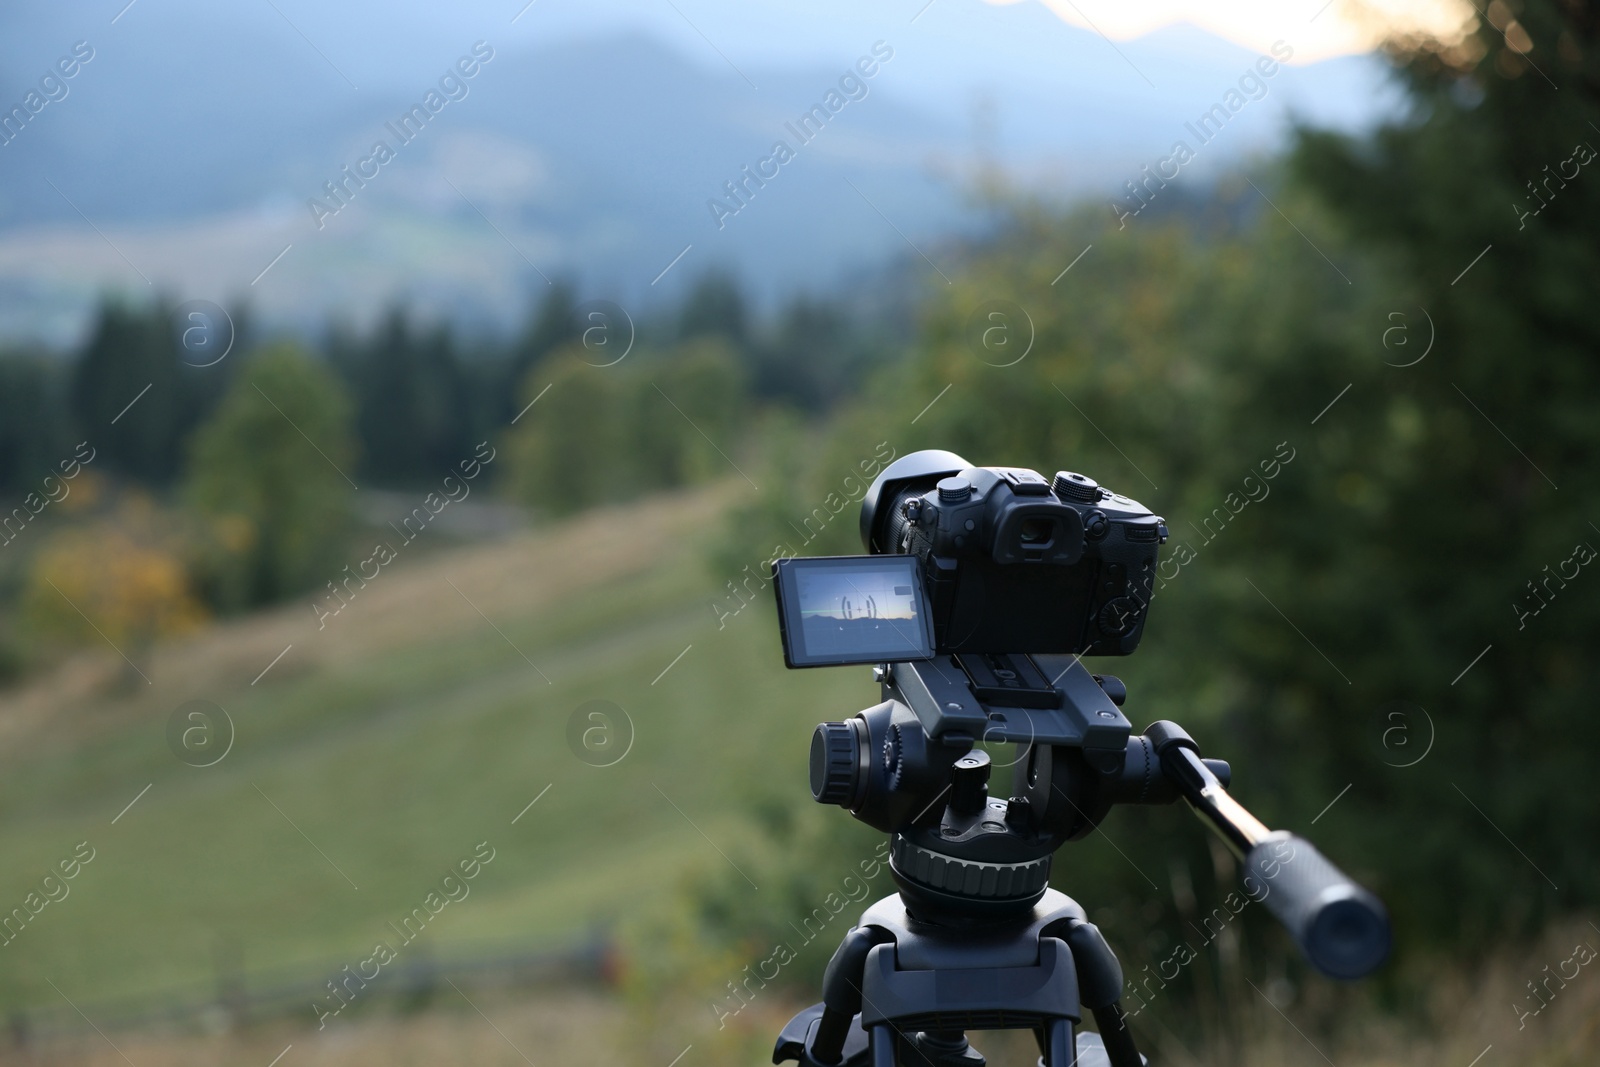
[0,480,869,1015]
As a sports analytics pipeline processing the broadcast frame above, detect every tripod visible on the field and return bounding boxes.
[774,886,1141,1067]
[772,656,1392,1067]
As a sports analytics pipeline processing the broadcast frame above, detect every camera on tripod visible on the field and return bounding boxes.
[774,451,1162,666]
[768,450,1391,1067]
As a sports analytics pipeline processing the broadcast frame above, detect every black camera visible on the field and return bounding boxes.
[772,450,1169,668]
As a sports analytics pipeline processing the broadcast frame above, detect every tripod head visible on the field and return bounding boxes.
[806,652,1391,981]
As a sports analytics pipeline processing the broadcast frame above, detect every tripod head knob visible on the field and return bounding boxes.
[810,721,861,807]
[948,750,991,816]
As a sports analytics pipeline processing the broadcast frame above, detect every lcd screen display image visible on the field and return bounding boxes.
[774,556,935,667]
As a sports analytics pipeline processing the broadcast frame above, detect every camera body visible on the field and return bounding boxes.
[864,451,1168,657]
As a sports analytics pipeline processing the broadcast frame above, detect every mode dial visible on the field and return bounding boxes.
[1053,470,1101,503]
[938,476,973,503]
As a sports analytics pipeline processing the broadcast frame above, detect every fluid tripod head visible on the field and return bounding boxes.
[773,450,1391,982]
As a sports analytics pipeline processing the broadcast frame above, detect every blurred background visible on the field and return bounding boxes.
[0,0,1596,1064]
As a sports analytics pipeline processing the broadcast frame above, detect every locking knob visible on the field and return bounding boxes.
[949,750,992,816]
[810,721,860,807]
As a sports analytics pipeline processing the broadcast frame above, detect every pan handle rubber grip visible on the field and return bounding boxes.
[1243,831,1391,980]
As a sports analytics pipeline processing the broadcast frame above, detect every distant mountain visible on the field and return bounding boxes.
[0,2,1393,344]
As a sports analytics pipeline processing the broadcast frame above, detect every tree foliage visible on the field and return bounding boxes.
[502,341,748,516]
[686,0,1600,1005]
[20,497,207,670]
[329,308,475,487]
[184,343,357,607]
[68,297,239,484]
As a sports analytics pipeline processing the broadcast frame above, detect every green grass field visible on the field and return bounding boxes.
[0,482,870,1014]
[4,485,1596,1067]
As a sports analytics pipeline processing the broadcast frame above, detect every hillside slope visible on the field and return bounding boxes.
[0,481,870,1012]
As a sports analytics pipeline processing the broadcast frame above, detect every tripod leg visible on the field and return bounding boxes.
[869,1024,896,1067]
[1043,1018,1075,1066]
[1088,1004,1141,1067]
[1058,921,1144,1067]
[813,925,896,1064]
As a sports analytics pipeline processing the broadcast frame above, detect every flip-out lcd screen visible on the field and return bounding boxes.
[772,555,935,668]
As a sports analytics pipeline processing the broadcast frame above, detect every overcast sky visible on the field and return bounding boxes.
[3,0,1473,87]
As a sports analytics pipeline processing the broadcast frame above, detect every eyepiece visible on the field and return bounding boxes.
[1018,517,1054,545]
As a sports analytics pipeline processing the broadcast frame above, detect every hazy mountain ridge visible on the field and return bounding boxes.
[0,4,1391,343]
